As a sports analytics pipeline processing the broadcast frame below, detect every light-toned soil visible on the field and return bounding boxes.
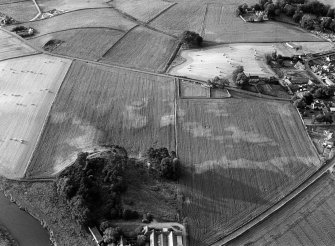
[36,0,109,12]
[177,98,321,245]
[0,54,71,179]
[0,30,37,61]
[101,25,178,72]
[111,0,173,23]
[0,1,37,22]
[26,61,176,178]
[170,43,282,81]
[29,28,125,60]
[203,4,323,43]
[16,8,136,37]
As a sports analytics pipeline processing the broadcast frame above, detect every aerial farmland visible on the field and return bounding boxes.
[1,0,335,246]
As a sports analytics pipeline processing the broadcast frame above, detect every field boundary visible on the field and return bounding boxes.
[0,52,42,62]
[30,0,42,21]
[162,41,181,73]
[0,0,29,5]
[26,26,126,40]
[200,3,208,38]
[146,2,177,24]
[98,24,139,61]
[23,59,73,179]
[212,157,334,246]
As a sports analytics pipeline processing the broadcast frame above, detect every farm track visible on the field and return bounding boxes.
[200,3,208,38]
[0,0,29,5]
[146,2,177,24]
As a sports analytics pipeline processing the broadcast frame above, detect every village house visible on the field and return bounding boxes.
[311,100,324,110]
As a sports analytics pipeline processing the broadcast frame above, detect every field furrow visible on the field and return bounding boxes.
[26,61,176,178]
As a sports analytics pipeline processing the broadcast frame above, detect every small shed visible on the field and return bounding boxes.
[88,227,103,246]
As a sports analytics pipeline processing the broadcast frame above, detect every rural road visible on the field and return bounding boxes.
[213,157,335,246]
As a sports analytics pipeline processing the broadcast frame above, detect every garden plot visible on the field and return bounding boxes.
[0,54,71,179]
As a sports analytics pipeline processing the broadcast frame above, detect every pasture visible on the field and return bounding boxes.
[0,0,37,22]
[179,79,210,98]
[0,54,71,179]
[177,98,321,245]
[100,26,179,72]
[111,0,173,23]
[36,0,109,12]
[169,43,283,81]
[22,8,136,37]
[203,4,323,43]
[229,173,335,246]
[29,28,125,61]
[149,2,206,36]
[25,61,176,178]
[0,30,38,61]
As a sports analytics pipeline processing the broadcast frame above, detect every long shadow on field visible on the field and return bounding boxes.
[181,160,315,246]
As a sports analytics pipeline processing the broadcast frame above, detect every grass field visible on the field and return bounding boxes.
[177,98,321,245]
[0,1,37,22]
[111,0,173,23]
[21,8,136,37]
[100,26,178,72]
[36,0,109,12]
[170,43,283,81]
[0,30,38,61]
[229,173,335,246]
[179,79,210,98]
[25,61,176,178]
[29,28,125,61]
[0,54,71,179]
[149,2,206,36]
[203,4,323,43]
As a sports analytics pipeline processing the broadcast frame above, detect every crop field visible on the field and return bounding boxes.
[100,26,178,72]
[149,2,206,36]
[229,173,335,246]
[29,28,125,61]
[25,61,176,178]
[36,0,109,12]
[20,8,136,38]
[0,54,71,179]
[0,30,38,61]
[203,4,323,43]
[177,98,321,245]
[111,0,173,23]
[169,43,283,81]
[0,1,37,22]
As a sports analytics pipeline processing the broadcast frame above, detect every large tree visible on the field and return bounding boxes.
[180,31,203,48]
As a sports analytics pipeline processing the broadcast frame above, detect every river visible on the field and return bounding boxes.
[0,192,51,246]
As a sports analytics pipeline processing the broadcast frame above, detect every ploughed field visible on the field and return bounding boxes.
[29,28,125,61]
[100,25,179,73]
[0,30,38,61]
[111,0,174,23]
[228,173,335,246]
[177,98,321,245]
[202,4,323,43]
[0,0,37,22]
[25,61,176,178]
[13,8,136,38]
[0,54,71,179]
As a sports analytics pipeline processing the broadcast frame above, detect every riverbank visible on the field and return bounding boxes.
[0,225,18,246]
[0,177,93,246]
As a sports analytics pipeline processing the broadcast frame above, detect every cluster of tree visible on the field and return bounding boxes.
[55,146,129,227]
[146,148,181,180]
[236,0,278,18]
[313,112,333,124]
[180,31,203,48]
[207,76,229,88]
[292,91,313,108]
[232,66,249,87]
[311,85,335,99]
